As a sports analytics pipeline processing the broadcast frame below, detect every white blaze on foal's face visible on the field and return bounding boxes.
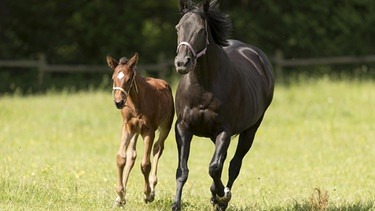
[117,71,125,80]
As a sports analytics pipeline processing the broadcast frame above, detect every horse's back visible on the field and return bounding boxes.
[225,39,274,105]
[222,40,274,131]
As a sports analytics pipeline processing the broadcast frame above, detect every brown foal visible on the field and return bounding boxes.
[106,53,174,207]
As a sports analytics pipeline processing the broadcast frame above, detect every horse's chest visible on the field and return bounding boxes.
[182,106,219,136]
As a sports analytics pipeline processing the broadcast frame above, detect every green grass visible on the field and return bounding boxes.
[1,78,374,210]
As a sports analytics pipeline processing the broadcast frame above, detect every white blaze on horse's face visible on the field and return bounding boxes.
[175,12,208,74]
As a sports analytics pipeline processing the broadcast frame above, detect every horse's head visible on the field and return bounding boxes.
[106,53,138,109]
[174,0,210,74]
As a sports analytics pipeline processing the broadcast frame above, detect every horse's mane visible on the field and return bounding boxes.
[181,0,232,46]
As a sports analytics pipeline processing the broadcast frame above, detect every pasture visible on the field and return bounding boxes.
[1,78,374,210]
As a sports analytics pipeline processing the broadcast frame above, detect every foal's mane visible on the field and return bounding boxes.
[181,0,232,46]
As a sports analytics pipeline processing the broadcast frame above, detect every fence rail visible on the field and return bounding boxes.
[1,52,374,85]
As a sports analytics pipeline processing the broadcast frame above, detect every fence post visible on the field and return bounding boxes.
[37,54,46,87]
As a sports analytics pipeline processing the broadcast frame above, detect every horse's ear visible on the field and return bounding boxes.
[179,0,190,13]
[203,0,210,12]
[128,53,138,69]
[106,56,118,69]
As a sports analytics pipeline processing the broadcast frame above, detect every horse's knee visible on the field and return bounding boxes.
[209,162,222,178]
[116,154,126,168]
[176,168,189,183]
[153,144,164,155]
[141,161,151,174]
[116,186,125,195]
[150,175,158,187]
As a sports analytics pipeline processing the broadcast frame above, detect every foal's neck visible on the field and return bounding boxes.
[126,74,143,113]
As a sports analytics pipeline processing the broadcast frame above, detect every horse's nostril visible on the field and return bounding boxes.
[185,57,191,65]
[176,57,191,67]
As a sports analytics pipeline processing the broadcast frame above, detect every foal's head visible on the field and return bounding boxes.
[175,0,232,74]
[106,53,138,109]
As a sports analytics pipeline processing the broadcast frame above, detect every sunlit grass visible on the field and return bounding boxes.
[0,78,374,210]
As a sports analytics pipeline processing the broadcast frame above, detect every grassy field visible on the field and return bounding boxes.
[1,78,374,210]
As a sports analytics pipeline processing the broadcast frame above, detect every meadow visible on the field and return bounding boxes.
[1,78,374,210]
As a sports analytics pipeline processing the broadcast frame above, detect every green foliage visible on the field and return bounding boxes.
[0,0,179,64]
[1,1,375,63]
[1,79,374,210]
[223,0,375,58]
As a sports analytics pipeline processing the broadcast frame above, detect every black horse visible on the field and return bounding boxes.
[172,0,274,210]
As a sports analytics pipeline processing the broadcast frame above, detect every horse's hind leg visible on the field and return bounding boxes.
[226,115,264,193]
[140,131,155,203]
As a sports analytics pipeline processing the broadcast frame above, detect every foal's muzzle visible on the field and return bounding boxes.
[114,99,125,109]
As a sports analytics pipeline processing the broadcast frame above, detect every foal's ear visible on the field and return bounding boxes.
[128,53,138,69]
[106,56,118,69]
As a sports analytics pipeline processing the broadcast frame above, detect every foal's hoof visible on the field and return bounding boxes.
[144,192,155,203]
[113,197,126,208]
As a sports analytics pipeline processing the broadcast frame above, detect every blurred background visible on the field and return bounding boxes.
[0,0,374,94]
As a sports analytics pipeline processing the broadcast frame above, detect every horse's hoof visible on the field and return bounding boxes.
[217,187,231,203]
[171,202,181,211]
[213,203,228,211]
[113,197,126,208]
[144,192,155,203]
[211,187,231,211]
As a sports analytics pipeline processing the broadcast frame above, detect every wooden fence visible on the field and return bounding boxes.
[1,52,374,85]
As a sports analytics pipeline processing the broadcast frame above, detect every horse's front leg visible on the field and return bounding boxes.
[140,130,155,203]
[114,128,138,207]
[209,130,231,211]
[172,119,193,211]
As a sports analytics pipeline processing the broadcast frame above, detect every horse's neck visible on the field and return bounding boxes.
[193,43,229,85]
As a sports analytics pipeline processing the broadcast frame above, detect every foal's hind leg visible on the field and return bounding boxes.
[146,128,168,203]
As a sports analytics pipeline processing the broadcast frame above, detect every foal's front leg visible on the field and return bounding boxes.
[114,128,138,207]
[141,131,155,203]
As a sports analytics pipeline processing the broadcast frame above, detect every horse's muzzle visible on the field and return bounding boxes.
[114,100,125,109]
[174,56,192,74]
